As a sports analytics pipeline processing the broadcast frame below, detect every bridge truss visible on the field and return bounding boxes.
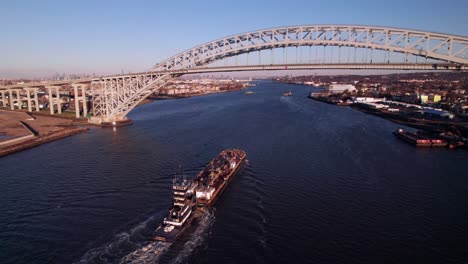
[90,73,172,122]
[2,25,467,124]
[152,25,468,71]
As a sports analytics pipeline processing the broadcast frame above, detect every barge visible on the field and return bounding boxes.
[194,149,246,206]
[393,128,448,147]
[154,149,246,242]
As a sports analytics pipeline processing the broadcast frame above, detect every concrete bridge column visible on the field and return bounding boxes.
[72,84,80,118]
[18,90,26,110]
[47,86,54,115]
[9,90,15,110]
[0,91,7,107]
[33,89,40,111]
[56,87,62,114]
[82,86,87,117]
[26,89,32,112]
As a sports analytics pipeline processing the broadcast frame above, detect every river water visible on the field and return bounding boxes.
[1,80,467,264]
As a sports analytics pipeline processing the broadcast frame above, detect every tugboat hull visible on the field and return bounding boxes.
[154,216,194,243]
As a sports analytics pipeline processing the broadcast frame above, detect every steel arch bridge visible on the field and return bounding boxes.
[92,24,467,124]
[1,25,467,124]
[152,24,468,71]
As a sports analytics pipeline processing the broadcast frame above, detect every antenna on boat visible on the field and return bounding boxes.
[178,164,186,182]
[174,165,182,182]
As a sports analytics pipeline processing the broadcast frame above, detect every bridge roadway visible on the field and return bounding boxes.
[1,63,466,90]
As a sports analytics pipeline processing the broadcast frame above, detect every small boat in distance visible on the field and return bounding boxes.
[283,91,292,97]
[336,99,353,106]
[245,90,254,95]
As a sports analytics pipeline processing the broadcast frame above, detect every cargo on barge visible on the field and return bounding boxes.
[194,149,247,206]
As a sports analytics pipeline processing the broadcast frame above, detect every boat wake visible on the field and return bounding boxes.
[119,241,171,264]
[75,214,162,264]
[166,208,215,264]
[121,208,215,264]
[76,208,215,264]
[279,95,304,113]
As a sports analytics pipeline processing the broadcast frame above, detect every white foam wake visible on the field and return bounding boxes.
[119,241,171,264]
[76,208,215,264]
[168,208,215,264]
[75,214,159,264]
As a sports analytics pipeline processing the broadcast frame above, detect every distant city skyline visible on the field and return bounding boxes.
[1,0,467,78]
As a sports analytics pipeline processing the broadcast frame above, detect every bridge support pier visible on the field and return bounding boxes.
[73,85,80,118]
[0,91,8,107]
[23,88,40,112]
[33,89,39,112]
[72,84,88,118]
[26,90,32,112]
[47,86,62,115]
[9,90,15,110]
[47,86,54,114]
[88,115,133,127]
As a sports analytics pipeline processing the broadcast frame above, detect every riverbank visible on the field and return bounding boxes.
[308,95,353,106]
[350,103,468,137]
[0,110,89,157]
[3,80,467,264]
[0,127,89,157]
[148,86,246,101]
[307,92,468,137]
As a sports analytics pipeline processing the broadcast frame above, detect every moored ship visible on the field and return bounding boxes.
[393,128,448,147]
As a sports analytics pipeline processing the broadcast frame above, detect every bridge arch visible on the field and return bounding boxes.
[89,25,468,124]
[152,25,468,71]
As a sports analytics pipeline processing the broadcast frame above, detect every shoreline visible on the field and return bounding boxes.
[148,87,245,101]
[0,87,248,157]
[306,95,468,137]
[0,109,90,157]
[349,104,468,137]
[0,126,89,157]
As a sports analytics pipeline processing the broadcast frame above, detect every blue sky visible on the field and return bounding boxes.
[1,0,467,78]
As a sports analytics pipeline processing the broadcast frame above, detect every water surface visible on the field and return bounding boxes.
[1,81,467,264]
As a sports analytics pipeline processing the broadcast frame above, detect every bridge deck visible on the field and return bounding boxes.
[0,63,466,89]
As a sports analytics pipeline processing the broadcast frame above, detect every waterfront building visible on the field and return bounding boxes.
[352,97,385,103]
[329,84,356,94]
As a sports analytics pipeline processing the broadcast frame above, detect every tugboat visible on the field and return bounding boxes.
[154,175,196,242]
